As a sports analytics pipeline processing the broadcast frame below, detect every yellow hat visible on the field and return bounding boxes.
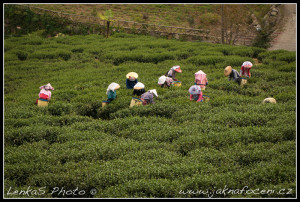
[224,66,232,76]
[126,72,138,79]
[263,98,276,104]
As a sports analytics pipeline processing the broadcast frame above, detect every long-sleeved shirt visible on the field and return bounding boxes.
[107,90,117,102]
[140,91,155,105]
[240,66,251,78]
[133,88,145,97]
[126,79,138,89]
[165,77,173,87]
[228,69,241,84]
[39,89,52,100]
[195,71,208,89]
[190,92,203,102]
[166,69,177,80]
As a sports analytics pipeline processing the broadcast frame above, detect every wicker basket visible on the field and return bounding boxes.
[102,101,109,108]
[240,78,247,86]
[203,95,210,102]
[130,97,143,107]
[37,99,49,107]
[172,81,182,87]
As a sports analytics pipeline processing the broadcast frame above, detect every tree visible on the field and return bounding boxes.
[97,9,114,38]
[219,5,253,45]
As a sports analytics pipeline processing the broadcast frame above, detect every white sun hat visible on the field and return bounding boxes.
[189,85,201,95]
[149,89,158,97]
[106,82,120,94]
[158,75,167,85]
[242,61,253,68]
[41,83,54,90]
[133,82,145,90]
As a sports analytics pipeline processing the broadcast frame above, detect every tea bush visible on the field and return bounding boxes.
[4,32,296,198]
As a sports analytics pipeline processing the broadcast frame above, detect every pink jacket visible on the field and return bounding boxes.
[195,71,208,89]
[190,92,203,102]
[39,89,52,100]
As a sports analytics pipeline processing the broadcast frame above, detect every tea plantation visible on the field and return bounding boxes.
[4,31,296,198]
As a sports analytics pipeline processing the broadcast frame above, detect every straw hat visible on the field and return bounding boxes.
[149,89,158,97]
[263,97,276,104]
[133,82,145,90]
[224,66,232,76]
[126,72,138,80]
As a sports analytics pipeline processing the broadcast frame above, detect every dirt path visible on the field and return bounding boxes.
[268,4,296,51]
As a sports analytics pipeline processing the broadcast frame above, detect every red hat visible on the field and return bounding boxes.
[172,66,182,73]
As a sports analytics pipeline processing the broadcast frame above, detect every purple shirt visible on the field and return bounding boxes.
[140,91,155,104]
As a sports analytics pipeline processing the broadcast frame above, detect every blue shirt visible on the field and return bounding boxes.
[126,79,138,89]
[107,90,117,102]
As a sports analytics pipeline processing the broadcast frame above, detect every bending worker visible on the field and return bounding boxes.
[189,84,203,102]
[133,82,145,98]
[224,66,241,85]
[158,75,173,88]
[38,83,54,101]
[106,82,120,103]
[240,61,253,78]
[194,70,208,90]
[165,65,182,81]
[36,83,54,107]
[140,89,158,105]
[126,72,138,89]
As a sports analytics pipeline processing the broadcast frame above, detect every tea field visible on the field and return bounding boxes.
[4,31,296,198]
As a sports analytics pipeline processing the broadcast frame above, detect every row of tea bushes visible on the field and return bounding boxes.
[4,31,296,198]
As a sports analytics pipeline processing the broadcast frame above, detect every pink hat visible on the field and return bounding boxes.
[40,83,54,90]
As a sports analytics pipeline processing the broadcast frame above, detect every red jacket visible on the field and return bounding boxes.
[190,92,203,102]
[240,66,251,77]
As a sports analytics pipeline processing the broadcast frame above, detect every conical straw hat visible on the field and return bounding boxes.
[133,82,145,90]
[106,82,120,94]
[41,83,54,90]
[263,97,276,104]
[158,75,167,85]
[149,89,158,97]
[224,66,232,76]
[126,72,138,79]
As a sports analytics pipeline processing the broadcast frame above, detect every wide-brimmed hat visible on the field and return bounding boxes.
[242,61,253,68]
[107,82,120,94]
[133,82,145,90]
[263,97,276,104]
[158,75,167,85]
[172,65,182,73]
[195,70,206,76]
[189,85,201,95]
[41,83,54,90]
[195,70,206,81]
[224,66,232,76]
[126,72,138,80]
[149,89,158,97]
